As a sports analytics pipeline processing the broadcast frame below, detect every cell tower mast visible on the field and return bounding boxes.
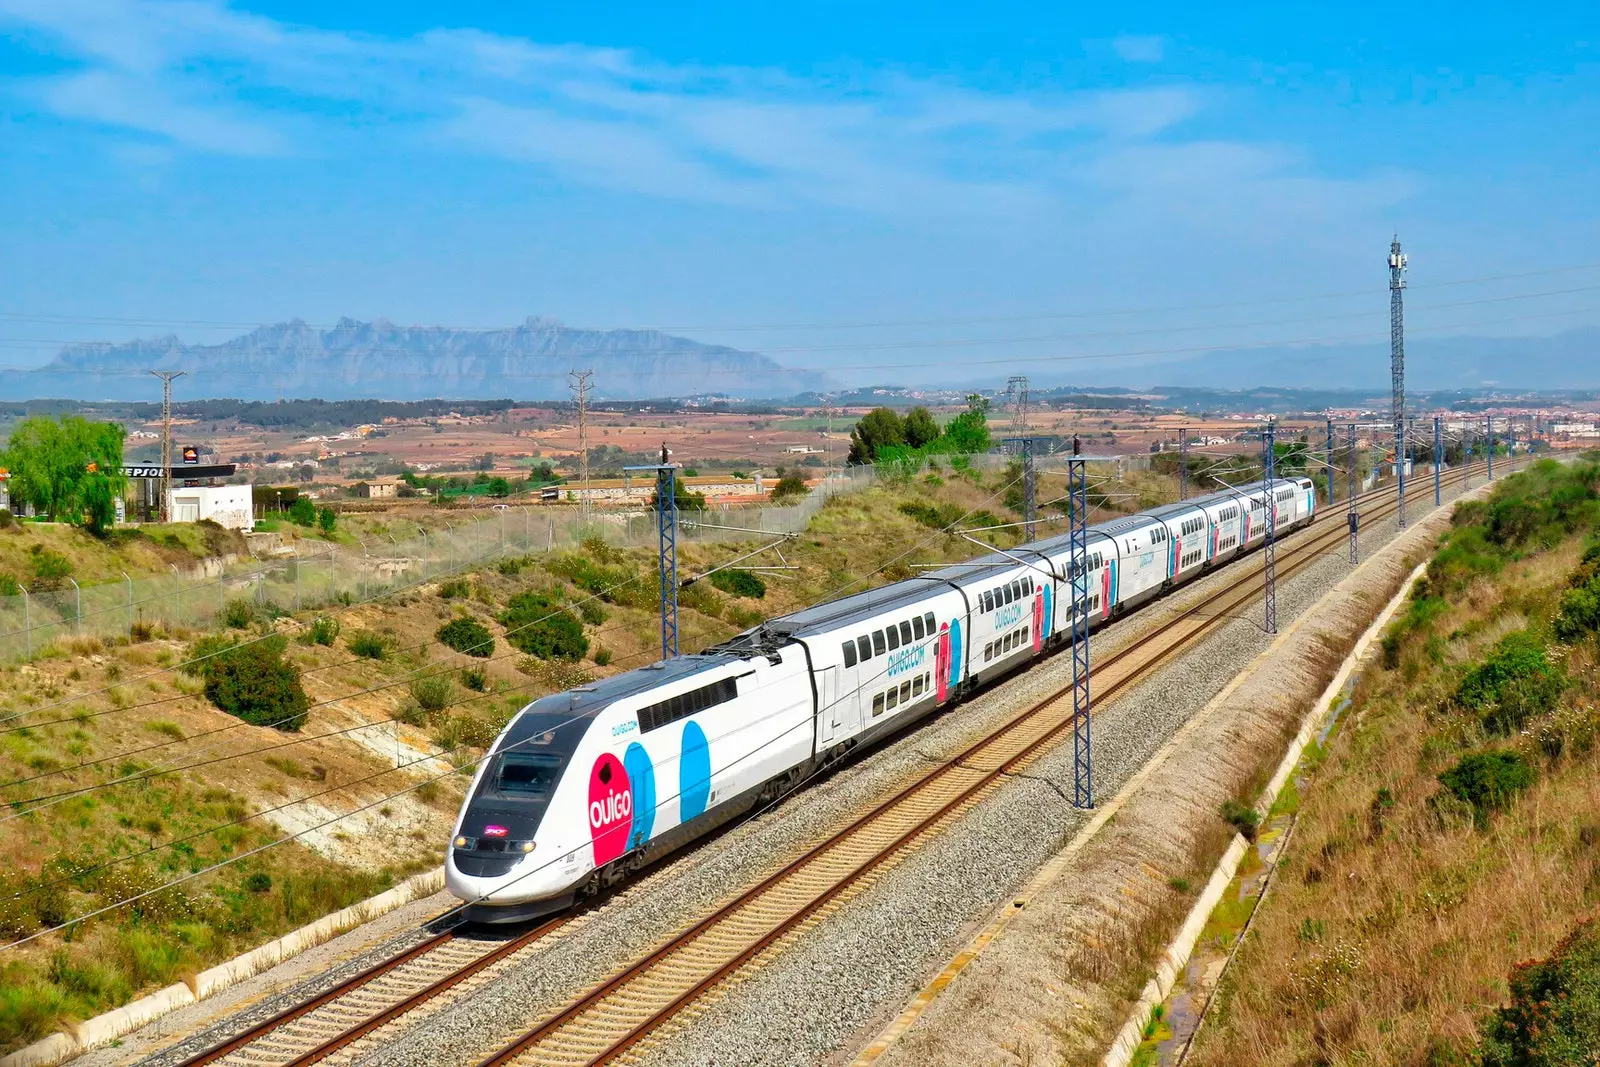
[569,369,594,521]
[1389,236,1408,528]
[149,370,185,523]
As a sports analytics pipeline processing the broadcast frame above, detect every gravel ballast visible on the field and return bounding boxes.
[122,479,1480,1067]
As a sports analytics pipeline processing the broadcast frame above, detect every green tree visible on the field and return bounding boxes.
[1,414,127,526]
[847,408,906,464]
[937,395,991,454]
[288,496,317,526]
[200,636,311,731]
[770,472,810,504]
[902,406,941,449]
[485,476,512,497]
[316,506,337,534]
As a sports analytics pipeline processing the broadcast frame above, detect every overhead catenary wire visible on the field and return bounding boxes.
[0,468,1034,942]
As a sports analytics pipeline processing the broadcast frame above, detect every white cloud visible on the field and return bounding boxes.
[0,0,1404,229]
[1110,34,1167,64]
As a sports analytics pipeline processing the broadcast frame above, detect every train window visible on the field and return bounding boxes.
[912,615,925,640]
[886,686,899,710]
[1002,584,1013,605]
[1023,576,1032,595]
[1003,633,1012,652]
[494,752,563,798]
[886,625,900,651]
[900,682,911,703]
[984,643,993,662]
[873,630,886,656]
[900,621,913,645]
[913,675,924,697]
[638,677,739,732]
[1011,580,1021,600]
[873,693,885,717]
[924,612,936,633]
[842,641,857,668]
[979,591,990,612]
[857,636,872,662]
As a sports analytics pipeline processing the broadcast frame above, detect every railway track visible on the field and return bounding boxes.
[170,467,1485,1067]
[470,467,1486,1067]
[175,917,572,1067]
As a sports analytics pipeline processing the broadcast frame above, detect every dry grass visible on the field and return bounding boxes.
[1191,529,1600,1064]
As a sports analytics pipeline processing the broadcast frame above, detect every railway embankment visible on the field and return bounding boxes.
[845,482,1482,1066]
[1173,457,1600,1063]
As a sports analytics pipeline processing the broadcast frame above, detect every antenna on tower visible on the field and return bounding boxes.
[149,370,185,524]
[1389,236,1408,528]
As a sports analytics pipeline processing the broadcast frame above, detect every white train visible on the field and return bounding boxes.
[447,475,1316,921]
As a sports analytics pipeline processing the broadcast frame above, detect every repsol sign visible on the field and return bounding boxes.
[121,464,237,479]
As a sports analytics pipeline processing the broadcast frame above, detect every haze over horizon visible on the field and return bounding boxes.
[1,1,1597,394]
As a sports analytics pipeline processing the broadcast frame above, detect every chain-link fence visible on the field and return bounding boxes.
[0,466,882,663]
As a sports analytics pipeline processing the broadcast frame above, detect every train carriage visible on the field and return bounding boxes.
[447,472,1319,923]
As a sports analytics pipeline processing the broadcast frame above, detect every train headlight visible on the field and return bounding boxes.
[453,836,469,849]
[520,841,536,853]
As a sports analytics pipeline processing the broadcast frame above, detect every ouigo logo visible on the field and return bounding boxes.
[588,753,633,866]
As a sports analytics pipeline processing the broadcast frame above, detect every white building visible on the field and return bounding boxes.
[166,484,254,530]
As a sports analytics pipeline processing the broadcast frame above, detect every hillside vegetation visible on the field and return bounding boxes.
[1192,457,1600,1065]
[0,459,1173,1054]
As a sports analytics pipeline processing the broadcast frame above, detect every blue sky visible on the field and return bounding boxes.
[0,1,1597,388]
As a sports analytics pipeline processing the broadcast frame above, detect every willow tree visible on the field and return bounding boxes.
[2,415,127,529]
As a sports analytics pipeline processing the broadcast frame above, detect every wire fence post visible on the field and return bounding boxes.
[22,586,30,658]
[1262,419,1278,635]
[170,565,180,630]
[294,543,301,612]
[1434,415,1442,507]
[68,578,81,638]
[1347,423,1359,564]
[123,571,133,634]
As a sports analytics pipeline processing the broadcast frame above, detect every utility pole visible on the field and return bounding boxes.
[149,370,185,523]
[569,370,593,521]
[1324,417,1335,504]
[1178,427,1189,501]
[1389,236,1408,529]
[1487,414,1494,480]
[1347,423,1358,564]
[1262,419,1278,635]
[626,445,680,660]
[1440,415,1452,508]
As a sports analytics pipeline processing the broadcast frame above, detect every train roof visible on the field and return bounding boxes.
[514,652,744,723]
[752,576,947,638]
[1143,500,1209,520]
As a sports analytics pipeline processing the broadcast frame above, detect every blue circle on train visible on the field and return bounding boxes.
[623,742,655,851]
[947,618,962,684]
[679,720,712,822]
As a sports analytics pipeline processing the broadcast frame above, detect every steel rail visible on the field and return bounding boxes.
[475,465,1482,1067]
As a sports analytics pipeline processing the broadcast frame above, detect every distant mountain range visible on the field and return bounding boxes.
[3,316,1594,403]
[0,317,833,402]
[934,327,1600,393]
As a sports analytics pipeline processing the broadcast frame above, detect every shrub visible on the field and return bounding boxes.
[244,872,273,894]
[316,507,336,534]
[1456,630,1564,719]
[436,616,494,657]
[183,633,239,675]
[0,508,12,528]
[593,647,612,667]
[288,497,316,526]
[1220,798,1261,842]
[303,616,340,646]
[709,568,766,599]
[1437,749,1535,827]
[29,547,72,590]
[409,674,454,714]
[436,578,470,600]
[500,591,588,662]
[201,636,310,731]
[576,598,608,625]
[0,574,19,596]
[222,598,255,629]
[1555,573,1600,642]
[1479,916,1600,1065]
[899,501,965,530]
[770,474,809,504]
[460,666,487,691]
[347,630,389,660]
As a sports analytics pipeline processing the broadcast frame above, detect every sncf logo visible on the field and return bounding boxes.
[482,824,508,837]
[588,753,633,867]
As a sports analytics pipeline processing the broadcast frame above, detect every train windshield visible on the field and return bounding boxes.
[494,752,563,798]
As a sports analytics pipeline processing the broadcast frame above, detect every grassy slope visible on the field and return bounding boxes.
[0,462,1174,1053]
[0,520,248,588]
[1192,458,1600,1065]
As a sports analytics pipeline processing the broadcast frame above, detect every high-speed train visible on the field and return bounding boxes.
[447,475,1316,921]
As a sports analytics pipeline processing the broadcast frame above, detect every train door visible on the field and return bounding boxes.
[817,665,855,747]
